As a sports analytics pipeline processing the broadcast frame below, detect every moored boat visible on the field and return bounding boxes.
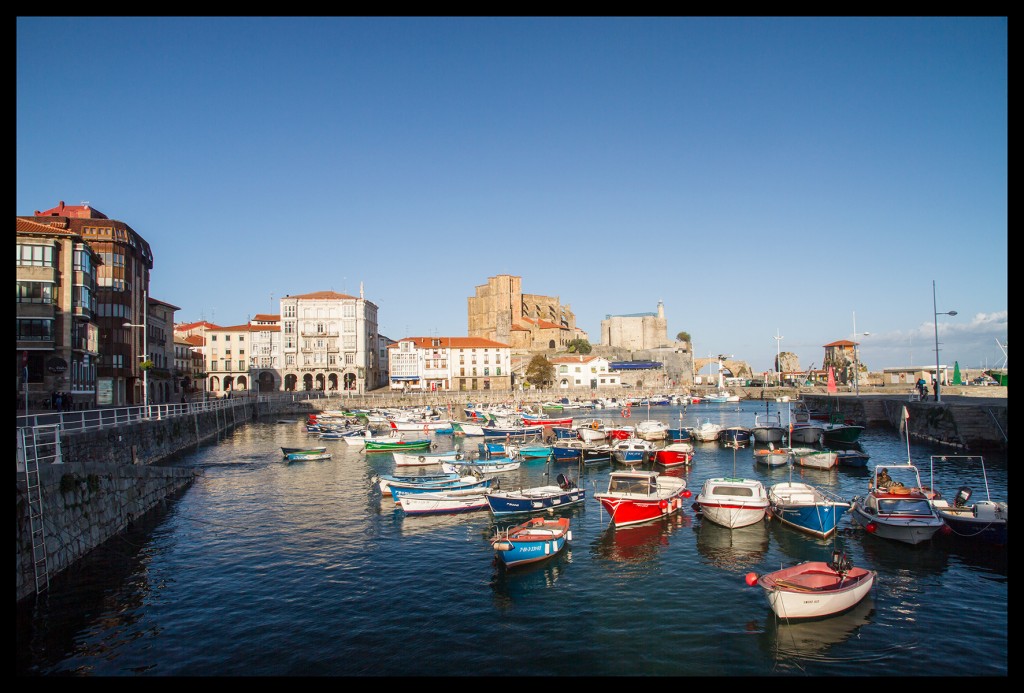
[491,516,572,568]
[693,477,770,529]
[486,473,586,516]
[398,487,492,515]
[653,441,694,467]
[364,438,433,453]
[848,464,946,545]
[791,447,839,470]
[767,481,850,539]
[718,426,753,447]
[594,469,690,528]
[746,552,876,619]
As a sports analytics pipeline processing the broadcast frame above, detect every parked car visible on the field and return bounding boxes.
[971,377,996,386]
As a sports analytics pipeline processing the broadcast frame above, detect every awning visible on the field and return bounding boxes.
[391,376,420,381]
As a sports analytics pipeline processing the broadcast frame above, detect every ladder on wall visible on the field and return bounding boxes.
[18,424,61,595]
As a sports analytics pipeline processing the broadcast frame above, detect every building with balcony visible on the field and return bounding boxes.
[280,288,379,393]
[204,324,255,394]
[550,354,621,389]
[248,314,282,393]
[16,217,101,410]
[388,336,512,392]
[21,201,154,407]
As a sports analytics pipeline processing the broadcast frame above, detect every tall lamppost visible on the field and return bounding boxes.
[852,311,870,396]
[932,279,958,403]
[773,329,784,387]
[124,290,149,416]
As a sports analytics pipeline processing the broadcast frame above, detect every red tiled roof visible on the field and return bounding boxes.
[519,316,565,330]
[550,355,602,364]
[32,200,109,219]
[183,335,205,346]
[387,336,511,349]
[252,313,279,321]
[175,320,221,331]
[824,340,857,347]
[16,218,77,236]
[284,290,359,300]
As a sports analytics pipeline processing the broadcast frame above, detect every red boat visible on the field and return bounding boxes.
[606,426,635,441]
[653,442,694,468]
[520,415,574,428]
[594,470,691,527]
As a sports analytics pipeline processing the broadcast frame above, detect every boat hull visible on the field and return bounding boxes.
[364,439,432,452]
[398,489,491,515]
[757,561,876,619]
[934,501,1008,545]
[492,517,571,568]
[789,425,825,445]
[695,478,769,529]
[767,482,849,540]
[486,485,586,515]
[594,471,688,528]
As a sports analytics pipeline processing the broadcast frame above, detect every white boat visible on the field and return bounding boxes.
[848,464,946,545]
[790,447,839,470]
[609,438,655,465]
[789,423,826,445]
[928,455,1007,546]
[391,449,466,467]
[574,418,612,443]
[634,419,670,441]
[753,446,792,467]
[441,457,522,475]
[692,419,723,442]
[748,552,876,619]
[751,411,786,444]
[398,487,492,515]
[388,418,452,433]
[343,429,403,447]
[693,477,770,529]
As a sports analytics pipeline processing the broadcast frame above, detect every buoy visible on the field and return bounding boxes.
[865,522,878,534]
[745,572,759,586]
[660,499,668,509]
[683,489,692,498]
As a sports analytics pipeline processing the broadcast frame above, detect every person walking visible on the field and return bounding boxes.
[933,378,939,401]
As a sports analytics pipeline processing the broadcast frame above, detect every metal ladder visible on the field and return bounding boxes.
[18,424,62,595]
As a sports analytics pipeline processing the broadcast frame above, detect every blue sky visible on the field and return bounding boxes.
[17,17,1007,373]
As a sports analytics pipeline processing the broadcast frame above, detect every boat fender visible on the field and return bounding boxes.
[659,499,668,510]
[430,443,437,450]
[455,453,463,461]
[418,456,425,463]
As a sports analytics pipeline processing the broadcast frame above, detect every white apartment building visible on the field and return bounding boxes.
[550,354,621,389]
[204,324,253,394]
[279,289,379,393]
[388,337,513,392]
[248,313,282,392]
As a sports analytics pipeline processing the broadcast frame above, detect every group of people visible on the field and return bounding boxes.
[916,377,939,401]
[50,390,73,411]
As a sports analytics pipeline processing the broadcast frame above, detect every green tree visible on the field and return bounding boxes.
[525,355,555,387]
[676,331,691,343]
[566,338,592,354]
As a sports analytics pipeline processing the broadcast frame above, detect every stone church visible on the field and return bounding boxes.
[467,274,584,352]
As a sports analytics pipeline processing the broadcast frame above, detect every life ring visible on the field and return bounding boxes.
[890,486,911,495]
[423,424,429,434]
[591,421,600,430]
[621,409,631,418]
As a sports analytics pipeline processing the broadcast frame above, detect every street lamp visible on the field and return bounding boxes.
[124,289,149,415]
[932,280,958,403]
[123,321,148,415]
[852,311,870,396]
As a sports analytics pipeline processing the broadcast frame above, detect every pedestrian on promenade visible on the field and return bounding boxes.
[933,379,939,401]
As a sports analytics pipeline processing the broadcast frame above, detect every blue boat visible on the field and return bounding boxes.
[491,516,572,568]
[389,477,492,504]
[373,471,462,496]
[551,426,579,440]
[767,481,850,540]
[482,426,543,442]
[550,440,586,462]
[486,473,586,515]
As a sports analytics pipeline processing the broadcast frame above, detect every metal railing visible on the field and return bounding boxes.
[15,391,333,435]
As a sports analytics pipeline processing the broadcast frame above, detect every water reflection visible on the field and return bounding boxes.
[489,549,571,610]
[592,513,691,564]
[695,518,769,568]
[759,594,877,664]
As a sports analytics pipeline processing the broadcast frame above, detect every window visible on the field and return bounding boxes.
[16,244,54,267]
[17,318,54,340]
[238,360,245,371]
[73,247,93,273]
[16,282,53,304]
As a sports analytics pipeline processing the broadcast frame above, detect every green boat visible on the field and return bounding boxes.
[364,438,433,453]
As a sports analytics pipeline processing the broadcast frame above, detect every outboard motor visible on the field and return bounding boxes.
[953,486,973,508]
[556,473,573,491]
[829,550,852,574]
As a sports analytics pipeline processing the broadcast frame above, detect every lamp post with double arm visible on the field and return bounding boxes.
[852,311,869,396]
[932,280,958,403]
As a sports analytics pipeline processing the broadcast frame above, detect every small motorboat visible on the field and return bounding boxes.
[848,464,946,545]
[594,469,690,528]
[486,473,586,516]
[767,481,850,540]
[285,451,332,462]
[397,487,492,516]
[693,477,769,529]
[753,446,792,468]
[928,455,1007,546]
[281,446,327,457]
[746,551,876,620]
[653,441,695,468]
[491,516,572,568]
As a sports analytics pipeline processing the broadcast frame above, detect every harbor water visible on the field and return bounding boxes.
[17,401,1007,676]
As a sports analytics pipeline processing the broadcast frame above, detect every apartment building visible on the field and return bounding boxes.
[388,336,512,392]
[16,217,101,410]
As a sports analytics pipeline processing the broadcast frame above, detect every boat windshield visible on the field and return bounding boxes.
[608,478,656,495]
[712,484,754,497]
[878,498,935,516]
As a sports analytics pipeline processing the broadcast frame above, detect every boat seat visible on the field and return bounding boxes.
[788,493,816,503]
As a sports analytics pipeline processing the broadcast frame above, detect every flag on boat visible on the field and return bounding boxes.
[899,406,910,438]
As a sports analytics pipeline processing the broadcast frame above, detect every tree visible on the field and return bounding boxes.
[676,331,691,343]
[525,355,555,387]
[566,338,592,354]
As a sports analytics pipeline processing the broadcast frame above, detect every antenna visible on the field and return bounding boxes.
[996,338,1008,368]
